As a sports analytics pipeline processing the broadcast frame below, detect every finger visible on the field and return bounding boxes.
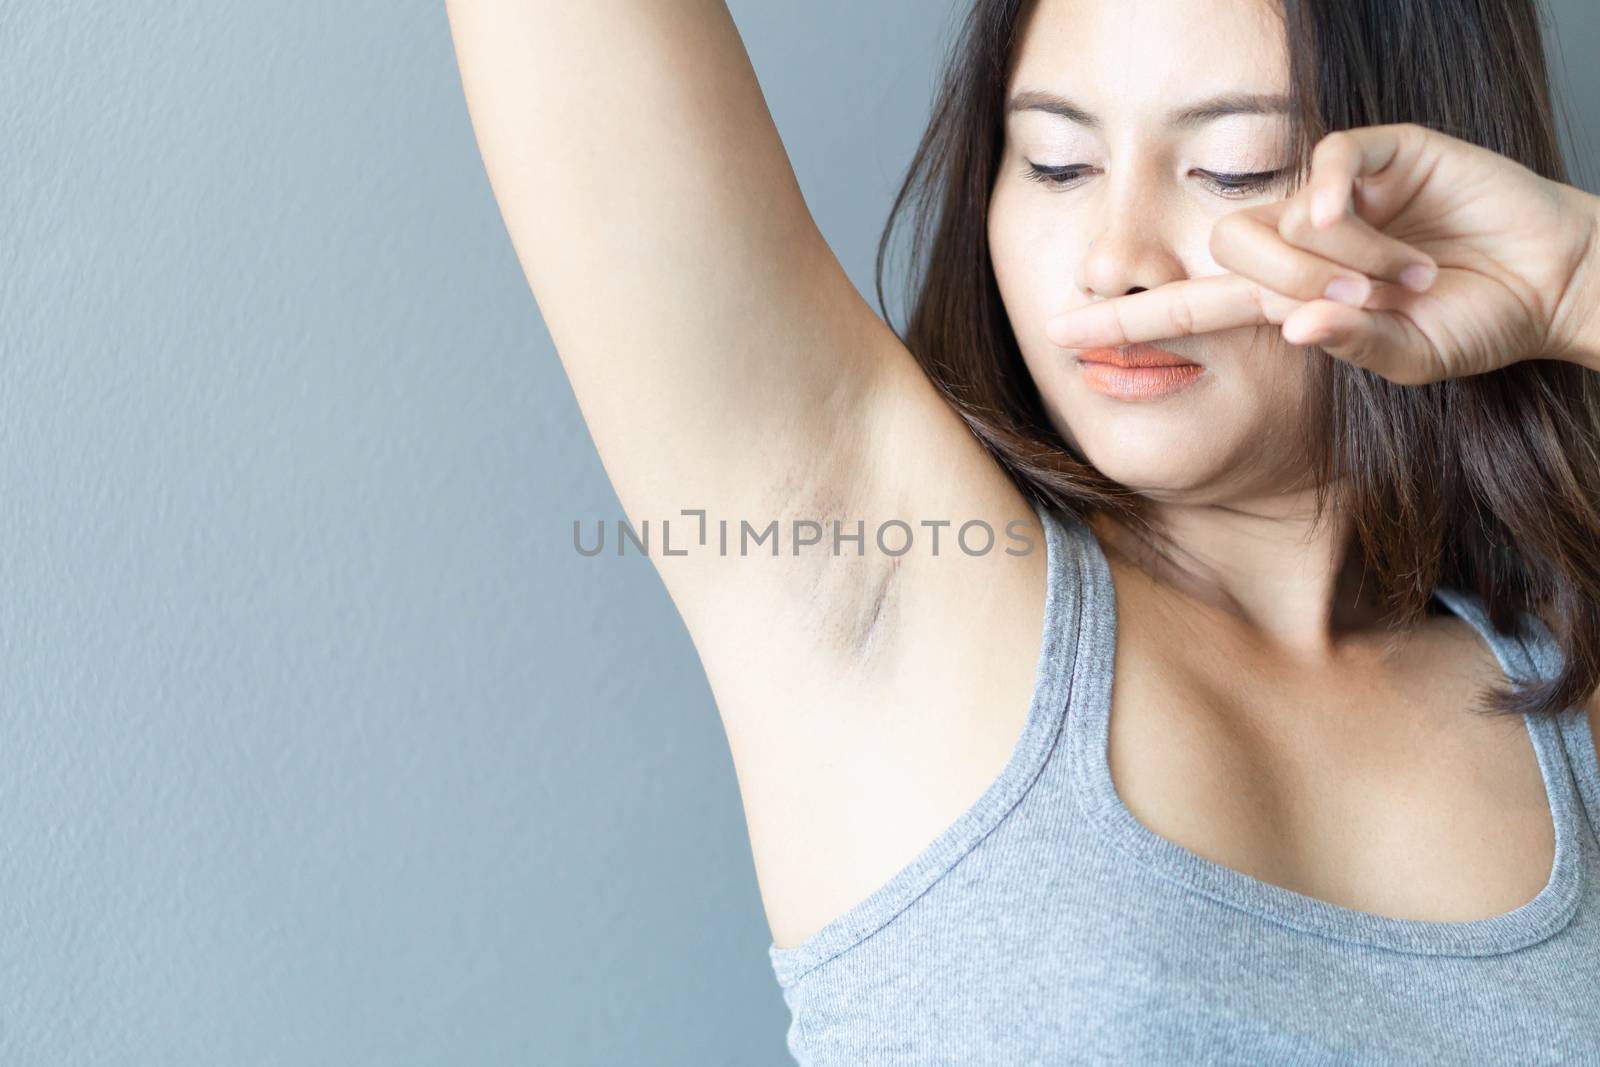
[1046,273,1284,347]
[1212,207,1376,308]
[1219,199,1437,297]
[1281,299,1444,384]
[1307,123,1431,229]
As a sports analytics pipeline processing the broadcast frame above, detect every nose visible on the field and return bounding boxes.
[1074,188,1188,301]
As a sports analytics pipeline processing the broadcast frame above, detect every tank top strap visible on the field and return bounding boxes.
[1429,584,1600,851]
[1562,703,1600,846]
[766,495,1088,988]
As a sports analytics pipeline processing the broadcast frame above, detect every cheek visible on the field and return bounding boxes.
[989,195,1087,444]
[989,197,1073,338]
[987,198,1025,308]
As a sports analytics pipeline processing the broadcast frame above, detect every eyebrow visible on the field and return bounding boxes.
[1005,89,1292,129]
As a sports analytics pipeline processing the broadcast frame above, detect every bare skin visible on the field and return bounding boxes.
[445,0,1600,953]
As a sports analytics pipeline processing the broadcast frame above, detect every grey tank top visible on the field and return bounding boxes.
[766,498,1600,1065]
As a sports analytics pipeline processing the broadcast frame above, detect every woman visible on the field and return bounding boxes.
[446,0,1600,1061]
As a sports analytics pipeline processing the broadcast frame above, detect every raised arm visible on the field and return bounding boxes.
[444,1,1039,725]
[443,2,1088,950]
[445,0,910,625]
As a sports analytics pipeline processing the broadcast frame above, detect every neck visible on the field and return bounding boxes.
[1088,489,1396,658]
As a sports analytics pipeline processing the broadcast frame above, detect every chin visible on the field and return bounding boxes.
[1060,404,1226,490]
[1081,453,1220,498]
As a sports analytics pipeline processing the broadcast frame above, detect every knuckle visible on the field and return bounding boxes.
[1251,284,1277,322]
[1110,300,1133,341]
[1399,122,1437,153]
[1313,128,1349,160]
[1278,206,1314,243]
[1338,343,1375,371]
[1172,294,1197,335]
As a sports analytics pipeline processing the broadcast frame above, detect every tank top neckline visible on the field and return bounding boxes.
[766,497,1589,989]
[1056,499,1586,957]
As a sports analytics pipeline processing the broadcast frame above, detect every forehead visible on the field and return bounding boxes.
[1008,0,1290,119]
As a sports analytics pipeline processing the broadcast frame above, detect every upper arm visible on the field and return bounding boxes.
[445,0,919,640]
[445,0,882,520]
[445,1,1040,723]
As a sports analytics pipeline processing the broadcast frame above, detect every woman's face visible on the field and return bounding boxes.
[989,0,1317,504]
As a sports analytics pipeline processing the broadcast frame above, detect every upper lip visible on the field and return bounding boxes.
[1075,343,1200,368]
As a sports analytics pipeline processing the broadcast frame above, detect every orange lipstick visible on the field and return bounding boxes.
[1075,344,1205,401]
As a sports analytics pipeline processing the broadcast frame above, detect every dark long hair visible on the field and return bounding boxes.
[875,0,1600,719]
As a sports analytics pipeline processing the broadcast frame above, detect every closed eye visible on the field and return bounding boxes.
[1022,162,1289,199]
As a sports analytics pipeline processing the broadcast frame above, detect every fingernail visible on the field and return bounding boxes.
[1400,263,1437,292]
[1323,275,1370,307]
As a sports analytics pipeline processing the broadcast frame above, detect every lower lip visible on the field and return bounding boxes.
[1076,360,1205,400]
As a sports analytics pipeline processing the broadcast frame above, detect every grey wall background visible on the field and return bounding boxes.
[1,2,1595,1064]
